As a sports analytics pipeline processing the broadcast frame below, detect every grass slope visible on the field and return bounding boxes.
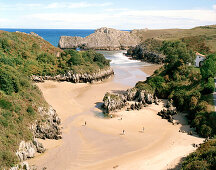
[133,25,216,53]
[0,31,110,168]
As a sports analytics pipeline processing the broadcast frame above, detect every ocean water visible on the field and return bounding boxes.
[1,28,149,86]
[98,51,150,86]
[0,28,95,47]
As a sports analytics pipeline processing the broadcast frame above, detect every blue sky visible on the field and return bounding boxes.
[0,0,215,29]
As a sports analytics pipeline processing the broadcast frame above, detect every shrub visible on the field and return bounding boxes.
[200,124,212,137]
[37,53,56,65]
[202,77,215,94]
[0,66,20,95]
[67,53,84,66]
[27,106,35,116]
[0,99,12,110]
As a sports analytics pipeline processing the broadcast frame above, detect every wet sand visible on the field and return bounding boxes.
[29,63,203,170]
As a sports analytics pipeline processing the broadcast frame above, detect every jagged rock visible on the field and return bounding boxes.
[58,27,140,50]
[33,138,46,153]
[130,104,135,110]
[103,92,127,113]
[125,88,137,101]
[16,141,36,162]
[10,161,32,170]
[157,102,177,123]
[33,106,62,139]
[137,90,154,104]
[154,96,159,105]
[166,99,174,108]
[126,43,166,64]
[31,67,114,83]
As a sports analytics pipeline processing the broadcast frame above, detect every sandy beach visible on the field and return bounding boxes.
[29,60,204,170]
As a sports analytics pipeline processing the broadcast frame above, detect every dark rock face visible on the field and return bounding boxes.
[127,44,165,64]
[58,27,140,50]
[33,106,62,140]
[31,67,114,83]
[157,100,177,123]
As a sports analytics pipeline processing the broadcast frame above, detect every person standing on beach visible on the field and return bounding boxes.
[85,121,87,126]
[123,130,125,135]
[143,127,145,132]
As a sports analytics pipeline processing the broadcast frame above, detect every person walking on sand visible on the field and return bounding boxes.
[122,129,125,135]
[143,127,145,132]
[84,121,87,126]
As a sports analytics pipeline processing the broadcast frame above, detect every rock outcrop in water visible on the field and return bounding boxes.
[31,67,114,83]
[58,27,140,50]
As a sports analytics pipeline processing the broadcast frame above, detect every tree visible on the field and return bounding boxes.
[161,41,196,68]
[200,54,216,80]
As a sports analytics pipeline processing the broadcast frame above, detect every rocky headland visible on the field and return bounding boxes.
[58,27,140,50]
[126,39,166,64]
[32,67,114,83]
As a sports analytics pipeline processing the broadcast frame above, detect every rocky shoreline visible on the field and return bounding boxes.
[11,106,62,170]
[31,67,114,83]
[102,88,178,125]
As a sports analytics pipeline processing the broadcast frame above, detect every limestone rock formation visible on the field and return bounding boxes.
[31,67,114,83]
[157,100,177,123]
[103,92,127,113]
[127,44,166,64]
[126,88,138,101]
[102,87,155,113]
[16,139,45,162]
[58,27,140,50]
[32,106,62,139]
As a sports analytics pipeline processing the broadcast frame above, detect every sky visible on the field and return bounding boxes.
[0,0,216,29]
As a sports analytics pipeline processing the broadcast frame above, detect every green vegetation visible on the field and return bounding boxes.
[133,39,216,169]
[0,31,110,168]
[182,139,216,170]
[133,25,216,53]
[135,40,216,138]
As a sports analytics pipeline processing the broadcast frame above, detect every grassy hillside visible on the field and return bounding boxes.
[133,40,216,169]
[0,31,110,168]
[133,25,216,53]
[182,139,216,170]
[135,40,216,137]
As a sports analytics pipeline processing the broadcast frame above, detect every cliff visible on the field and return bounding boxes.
[58,27,140,50]
[31,67,114,83]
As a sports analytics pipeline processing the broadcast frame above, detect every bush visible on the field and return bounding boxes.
[183,160,209,170]
[147,76,165,89]
[202,77,215,94]
[0,66,20,95]
[200,124,212,137]
[67,53,84,66]
[36,53,56,65]
[200,54,216,80]
[27,106,35,116]
[0,99,12,110]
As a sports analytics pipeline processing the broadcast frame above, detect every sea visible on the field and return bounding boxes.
[0,28,95,47]
[1,28,149,86]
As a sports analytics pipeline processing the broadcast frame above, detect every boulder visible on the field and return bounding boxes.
[125,88,137,101]
[32,106,62,139]
[103,92,127,113]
